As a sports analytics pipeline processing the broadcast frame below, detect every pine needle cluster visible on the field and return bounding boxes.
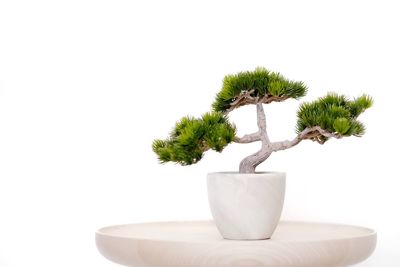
[153,67,373,169]
[296,93,373,142]
[212,67,307,112]
[152,112,236,165]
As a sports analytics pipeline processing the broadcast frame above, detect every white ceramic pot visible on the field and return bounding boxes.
[207,172,286,240]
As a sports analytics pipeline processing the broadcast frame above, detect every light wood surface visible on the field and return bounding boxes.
[96,221,376,267]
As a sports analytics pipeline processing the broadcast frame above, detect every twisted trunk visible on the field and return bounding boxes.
[236,104,342,173]
[239,103,272,173]
[239,149,272,173]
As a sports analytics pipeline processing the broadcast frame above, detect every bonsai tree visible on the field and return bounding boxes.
[153,67,372,173]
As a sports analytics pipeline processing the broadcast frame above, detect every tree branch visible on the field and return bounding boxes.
[234,132,261,143]
[227,89,257,112]
[271,126,342,152]
[227,91,291,112]
[259,95,290,104]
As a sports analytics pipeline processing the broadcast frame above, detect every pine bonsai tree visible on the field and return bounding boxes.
[153,67,372,173]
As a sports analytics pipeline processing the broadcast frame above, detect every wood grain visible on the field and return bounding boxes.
[96,221,376,267]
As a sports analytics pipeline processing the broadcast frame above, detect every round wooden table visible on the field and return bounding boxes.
[96,221,376,267]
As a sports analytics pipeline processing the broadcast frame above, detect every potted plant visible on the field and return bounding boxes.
[153,67,372,240]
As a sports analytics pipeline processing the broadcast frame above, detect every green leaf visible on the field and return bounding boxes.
[333,118,351,134]
[349,94,373,117]
[152,112,236,165]
[296,92,373,141]
[348,121,366,136]
[268,81,284,96]
[212,67,307,112]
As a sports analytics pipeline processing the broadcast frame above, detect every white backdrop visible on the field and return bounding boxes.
[1,0,399,266]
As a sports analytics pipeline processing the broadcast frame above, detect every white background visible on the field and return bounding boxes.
[0,0,399,266]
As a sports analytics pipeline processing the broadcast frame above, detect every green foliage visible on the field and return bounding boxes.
[153,67,373,169]
[333,118,351,134]
[212,67,307,112]
[348,94,373,117]
[152,112,236,165]
[296,93,373,140]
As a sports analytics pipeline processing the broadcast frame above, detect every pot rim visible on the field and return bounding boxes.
[207,171,285,175]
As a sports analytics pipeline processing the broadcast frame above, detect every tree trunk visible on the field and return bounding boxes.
[239,103,272,173]
[236,104,343,173]
[239,150,272,173]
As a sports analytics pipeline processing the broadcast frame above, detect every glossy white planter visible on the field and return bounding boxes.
[207,172,286,240]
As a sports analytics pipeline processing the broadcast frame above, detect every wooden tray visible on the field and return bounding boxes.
[96,221,376,267]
